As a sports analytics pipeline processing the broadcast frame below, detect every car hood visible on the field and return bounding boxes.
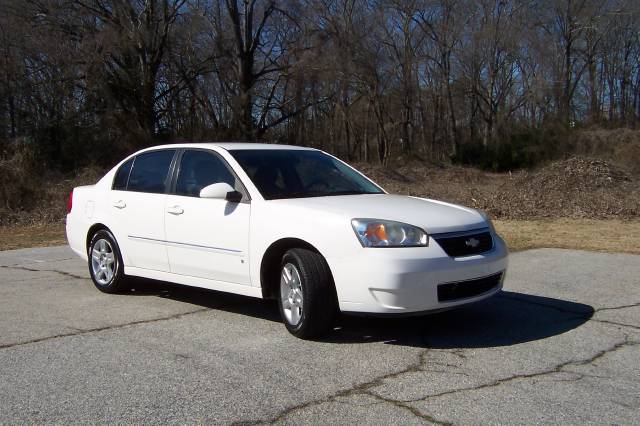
[270,194,488,234]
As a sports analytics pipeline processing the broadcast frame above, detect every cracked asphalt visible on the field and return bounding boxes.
[0,246,639,424]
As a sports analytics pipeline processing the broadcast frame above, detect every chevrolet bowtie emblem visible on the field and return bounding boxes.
[465,237,480,248]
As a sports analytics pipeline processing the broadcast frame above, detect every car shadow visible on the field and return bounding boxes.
[125,278,594,349]
[126,277,283,323]
[330,292,594,348]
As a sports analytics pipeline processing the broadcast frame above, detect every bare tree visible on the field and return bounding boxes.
[1,0,639,171]
[75,0,186,144]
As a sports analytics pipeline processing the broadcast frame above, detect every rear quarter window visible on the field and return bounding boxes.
[127,150,176,194]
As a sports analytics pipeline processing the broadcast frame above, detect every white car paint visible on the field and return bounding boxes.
[111,190,170,271]
[66,143,508,314]
[164,192,251,284]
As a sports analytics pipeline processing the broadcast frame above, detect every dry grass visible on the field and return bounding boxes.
[0,223,67,251]
[357,156,640,220]
[574,128,640,176]
[495,219,640,254]
[0,219,639,254]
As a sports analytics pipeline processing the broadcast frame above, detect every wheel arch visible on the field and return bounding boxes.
[259,238,335,300]
[86,223,112,253]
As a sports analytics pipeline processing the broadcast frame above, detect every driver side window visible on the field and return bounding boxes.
[175,150,242,198]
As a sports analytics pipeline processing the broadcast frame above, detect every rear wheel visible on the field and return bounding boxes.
[88,229,128,293]
[278,248,337,339]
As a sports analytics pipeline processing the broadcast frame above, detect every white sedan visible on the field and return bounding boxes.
[66,143,508,338]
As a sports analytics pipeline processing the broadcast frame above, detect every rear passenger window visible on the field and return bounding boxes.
[112,158,133,190]
[175,150,237,197]
[127,150,176,194]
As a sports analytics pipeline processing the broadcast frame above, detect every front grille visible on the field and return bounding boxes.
[433,229,493,257]
[437,272,503,302]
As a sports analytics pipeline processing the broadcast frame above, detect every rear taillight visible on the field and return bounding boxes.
[67,189,73,214]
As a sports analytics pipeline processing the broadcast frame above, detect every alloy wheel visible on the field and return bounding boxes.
[91,238,116,285]
[280,263,304,326]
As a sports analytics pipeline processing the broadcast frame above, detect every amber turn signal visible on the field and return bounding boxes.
[365,223,387,242]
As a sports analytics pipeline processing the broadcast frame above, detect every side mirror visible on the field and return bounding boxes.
[225,190,243,203]
[199,182,237,200]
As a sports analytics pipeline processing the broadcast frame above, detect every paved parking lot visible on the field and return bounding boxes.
[0,246,638,424]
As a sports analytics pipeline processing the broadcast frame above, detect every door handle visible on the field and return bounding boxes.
[112,200,126,209]
[166,205,184,215]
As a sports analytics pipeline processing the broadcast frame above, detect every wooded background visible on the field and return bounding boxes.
[1,0,639,171]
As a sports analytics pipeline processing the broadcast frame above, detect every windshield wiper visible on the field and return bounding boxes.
[322,190,380,196]
[268,190,380,200]
[269,191,322,199]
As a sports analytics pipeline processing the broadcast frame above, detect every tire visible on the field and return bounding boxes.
[278,248,337,339]
[87,229,128,294]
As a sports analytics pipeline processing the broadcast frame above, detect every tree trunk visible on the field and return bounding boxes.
[8,95,16,138]
[587,54,599,122]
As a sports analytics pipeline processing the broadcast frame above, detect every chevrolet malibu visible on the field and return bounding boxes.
[66,143,508,338]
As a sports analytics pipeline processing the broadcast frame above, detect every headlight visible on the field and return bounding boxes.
[351,219,428,247]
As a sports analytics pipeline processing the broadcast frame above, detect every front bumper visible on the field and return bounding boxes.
[328,234,509,314]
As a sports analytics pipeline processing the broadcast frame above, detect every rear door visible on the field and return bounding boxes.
[110,149,176,271]
[164,149,251,284]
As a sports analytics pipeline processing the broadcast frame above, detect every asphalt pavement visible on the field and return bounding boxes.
[0,246,638,424]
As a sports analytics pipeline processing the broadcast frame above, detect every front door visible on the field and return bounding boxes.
[164,149,251,285]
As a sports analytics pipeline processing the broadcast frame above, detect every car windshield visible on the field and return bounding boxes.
[229,149,384,200]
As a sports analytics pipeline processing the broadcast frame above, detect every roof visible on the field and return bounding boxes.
[149,142,317,151]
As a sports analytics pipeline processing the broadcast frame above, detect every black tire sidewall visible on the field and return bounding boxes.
[279,251,308,334]
[278,249,336,338]
[88,229,125,293]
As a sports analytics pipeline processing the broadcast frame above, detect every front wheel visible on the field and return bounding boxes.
[88,229,128,294]
[278,248,337,339]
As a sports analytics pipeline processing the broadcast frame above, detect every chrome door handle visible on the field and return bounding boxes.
[167,205,184,215]
[112,200,126,209]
